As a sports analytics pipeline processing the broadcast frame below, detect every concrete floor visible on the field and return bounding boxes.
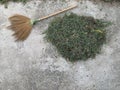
[0,0,120,90]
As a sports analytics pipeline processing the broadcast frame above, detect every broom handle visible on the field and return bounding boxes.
[38,4,77,21]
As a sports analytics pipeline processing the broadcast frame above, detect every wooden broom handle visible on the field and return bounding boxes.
[38,4,77,21]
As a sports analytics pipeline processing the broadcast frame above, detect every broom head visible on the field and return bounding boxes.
[8,14,33,41]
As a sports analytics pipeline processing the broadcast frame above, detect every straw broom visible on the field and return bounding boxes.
[8,3,77,41]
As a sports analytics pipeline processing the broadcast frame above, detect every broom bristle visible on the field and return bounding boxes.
[8,14,32,41]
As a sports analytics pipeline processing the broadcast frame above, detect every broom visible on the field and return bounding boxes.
[8,3,77,41]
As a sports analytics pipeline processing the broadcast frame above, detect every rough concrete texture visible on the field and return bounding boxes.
[0,0,120,90]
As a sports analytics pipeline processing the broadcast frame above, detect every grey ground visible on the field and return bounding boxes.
[0,0,120,90]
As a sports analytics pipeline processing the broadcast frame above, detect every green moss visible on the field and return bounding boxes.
[45,13,110,61]
[0,0,27,3]
[0,0,28,7]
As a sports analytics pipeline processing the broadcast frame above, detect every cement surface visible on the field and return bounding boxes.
[0,0,120,90]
